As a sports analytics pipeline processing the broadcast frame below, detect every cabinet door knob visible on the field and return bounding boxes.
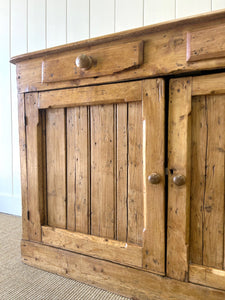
[148,173,161,184]
[75,54,93,70]
[173,174,186,186]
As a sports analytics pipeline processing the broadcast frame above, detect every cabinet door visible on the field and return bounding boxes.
[20,79,166,275]
[167,73,225,290]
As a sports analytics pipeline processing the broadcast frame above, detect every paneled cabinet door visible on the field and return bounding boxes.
[167,73,225,289]
[20,79,166,275]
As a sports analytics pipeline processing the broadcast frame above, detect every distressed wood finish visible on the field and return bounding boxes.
[11,11,225,94]
[13,12,225,299]
[190,94,225,269]
[167,77,192,281]
[187,23,225,62]
[42,41,143,83]
[189,264,225,291]
[18,94,28,240]
[142,79,165,274]
[116,104,128,242]
[38,81,142,109]
[42,226,142,267]
[46,108,67,229]
[90,104,115,239]
[127,102,143,246]
[190,96,207,265]
[21,240,225,300]
[25,93,44,241]
[67,107,90,233]
[203,95,225,269]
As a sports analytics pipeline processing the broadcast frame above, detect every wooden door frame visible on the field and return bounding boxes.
[19,79,165,274]
[167,72,225,289]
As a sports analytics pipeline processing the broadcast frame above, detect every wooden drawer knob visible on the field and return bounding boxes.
[148,173,161,184]
[75,54,93,70]
[173,174,186,186]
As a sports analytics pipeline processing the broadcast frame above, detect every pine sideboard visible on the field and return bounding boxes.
[10,10,225,300]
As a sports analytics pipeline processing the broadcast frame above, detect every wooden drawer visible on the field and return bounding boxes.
[187,23,225,62]
[42,41,143,83]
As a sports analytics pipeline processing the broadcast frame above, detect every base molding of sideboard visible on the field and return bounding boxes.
[21,240,225,300]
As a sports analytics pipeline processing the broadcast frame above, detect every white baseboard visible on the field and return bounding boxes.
[0,194,21,216]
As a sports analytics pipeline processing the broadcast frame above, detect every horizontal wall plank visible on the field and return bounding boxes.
[38,81,142,108]
[42,226,142,267]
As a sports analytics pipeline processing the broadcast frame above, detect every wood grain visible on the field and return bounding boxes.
[46,108,66,229]
[18,94,28,240]
[167,77,192,281]
[190,96,207,265]
[187,23,225,62]
[142,79,165,274]
[116,103,128,242]
[38,81,142,109]
[67,107,90,233]
[192,72,225,96]
[42,41,143,83]
[203,95,225,269]
[90,105,115,239]
[189,264,225,291]
[42,226,142,267]
[21,240,225,300]
[127,102,143,246]
[25,93,44,241]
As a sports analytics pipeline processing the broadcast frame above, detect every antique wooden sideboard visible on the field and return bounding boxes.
[10,9,225,300]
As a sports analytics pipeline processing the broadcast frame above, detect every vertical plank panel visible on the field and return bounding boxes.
[46,108,66,228]
[47,0,66,47]
[144,0,175,25]
[115,0,143,32]
[18,94,28,239]
[190,96,207,265]
[127,102,143,246]
[212,0,225,10]
[11,0,27,57]
[142,79,165,274]
[28,0,45,52]
[67,107,90,233]
[117,104,128,242]
[203,95,225,269]
[25,93,44,241]
[90,0,114,38]
[91,105,115,239]
[0,0,12,198]
[167,77,192,281]
[67,0,89,42]
[176,0,211,18]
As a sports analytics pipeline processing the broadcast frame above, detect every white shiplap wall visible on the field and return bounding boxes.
[0,0,224,216]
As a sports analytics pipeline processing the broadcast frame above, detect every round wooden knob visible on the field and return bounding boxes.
[148,173,161,184]
[75,54,92,70]
[173,174,186,186]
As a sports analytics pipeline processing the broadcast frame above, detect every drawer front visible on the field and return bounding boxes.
[42,41,143,83]
[187,23,225,62]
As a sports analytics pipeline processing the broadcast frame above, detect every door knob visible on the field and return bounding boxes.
[173,174,186,186]
[75,54,93,70]
[148,173,161,184]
